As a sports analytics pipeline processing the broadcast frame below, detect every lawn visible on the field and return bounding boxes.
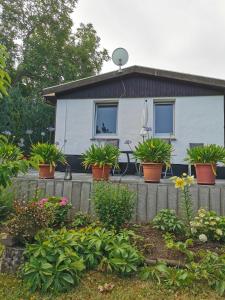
[0,271,223,300]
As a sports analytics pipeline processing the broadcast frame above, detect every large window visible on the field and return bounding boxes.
[154,102,174,136]
[95,103,118,135]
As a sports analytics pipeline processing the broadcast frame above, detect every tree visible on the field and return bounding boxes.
[0,44,11,98]
[0,0,109,145]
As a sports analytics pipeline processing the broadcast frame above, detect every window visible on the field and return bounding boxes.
[154,102,174,136]
[95,103,118,135]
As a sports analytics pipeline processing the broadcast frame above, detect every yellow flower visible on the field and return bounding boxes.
[185,175,194,186]
[182,173,187,177]
[216,229,223,236]
[170,176,178,184]
[175,177,185,189]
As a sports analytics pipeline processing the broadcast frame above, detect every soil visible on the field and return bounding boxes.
[129,224,225,264]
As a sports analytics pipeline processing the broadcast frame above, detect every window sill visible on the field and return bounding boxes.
[90,136,119,141]
[154,136,176,141]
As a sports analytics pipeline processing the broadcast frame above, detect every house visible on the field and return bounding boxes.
[43,65,225,176]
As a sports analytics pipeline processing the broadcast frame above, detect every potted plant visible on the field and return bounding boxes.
[30,143,66,179]
[186,144,225,185]
[133,138,173,183]
[82,144,120,181]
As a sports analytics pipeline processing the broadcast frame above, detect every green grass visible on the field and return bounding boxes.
[0,271,223,300]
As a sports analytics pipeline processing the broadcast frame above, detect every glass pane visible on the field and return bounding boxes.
[96,104,117,134]
[155,103,173,134]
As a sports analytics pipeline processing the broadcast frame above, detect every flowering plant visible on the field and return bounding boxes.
[190,208,225,242]
[171,173,194,228]
[37,196,71,228]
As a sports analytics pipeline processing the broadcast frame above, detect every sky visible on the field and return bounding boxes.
[73,0,225,79]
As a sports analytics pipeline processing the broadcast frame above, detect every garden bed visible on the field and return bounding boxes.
[131,224,225,264]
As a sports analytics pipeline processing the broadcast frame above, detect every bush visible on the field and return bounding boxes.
[23,229,85,293]
[152,209,186,235]
[190,208,225,242]
[23,227,143,292]
[92,182,135,231]
[37,196,72,228]
[6,200,54,244]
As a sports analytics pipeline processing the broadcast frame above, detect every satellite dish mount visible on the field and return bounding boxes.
[112,48,129,72]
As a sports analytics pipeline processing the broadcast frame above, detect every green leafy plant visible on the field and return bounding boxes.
[23,227,143,292]
[37,196,72,228]
[190,208,225,242]
[0,186,15,222]
[92,182,135,231]
[0,135,29,189]
[23,229,85,293]
[6,200,54,244]
[152,209,185,235]
[186,144,225,165]
[164,233,194,262]
[171,174,194,228]
[71,212,93,228]
[30,143,66,169]
[0,44,11,98]
[133,138,173,165]
[82,144,120,168]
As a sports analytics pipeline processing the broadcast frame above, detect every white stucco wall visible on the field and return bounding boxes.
[55,95,224,164]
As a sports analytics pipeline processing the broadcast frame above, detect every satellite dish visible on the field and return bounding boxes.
[112,48,129,71]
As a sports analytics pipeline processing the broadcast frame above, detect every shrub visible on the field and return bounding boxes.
[30,142,66,169]
[152,209,185,235]
[92,182,135,231]
[133,138,173,165]
[23,229,85,293]
[82,144,120,168]
[37,196,72,228]
[6,200,54,244]
[190,208,225,242]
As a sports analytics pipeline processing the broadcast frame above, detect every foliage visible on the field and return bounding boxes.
[0,134,29,189]
[92,182,135,231]
[82,144,120,169]
[133,138,173,165]
[0,44,11,98]
[187,251,225,296]
[30,143,66,168]
[171,174,194,228]
[23,230,85,293]
[152,209,185,235]
[37,196,72,228]
[0,186,15,222]
[22,227,143,292]
[0,0,109,150]
[186,144,225,165]
[6,200,54,244]
[71,212,93,228]
[164,233,194,262]
[190,208,225,242]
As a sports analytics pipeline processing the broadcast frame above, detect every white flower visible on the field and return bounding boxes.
[191,227,197,234]
[199,234,207,243]
[216,229,223,236]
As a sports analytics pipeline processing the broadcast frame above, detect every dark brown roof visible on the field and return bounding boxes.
[43,65,225,99]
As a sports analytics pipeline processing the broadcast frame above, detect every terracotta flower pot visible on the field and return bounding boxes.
[92,165,111,181]
[195,163,216,185]
[39,164,55,179]
[142,163,163,183]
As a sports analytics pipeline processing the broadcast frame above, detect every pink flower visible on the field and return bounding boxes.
[59,197,68,206]
[38,198,48,208]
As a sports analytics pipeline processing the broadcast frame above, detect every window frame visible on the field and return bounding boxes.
[153,100,175,138]
[94,101,119,137]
